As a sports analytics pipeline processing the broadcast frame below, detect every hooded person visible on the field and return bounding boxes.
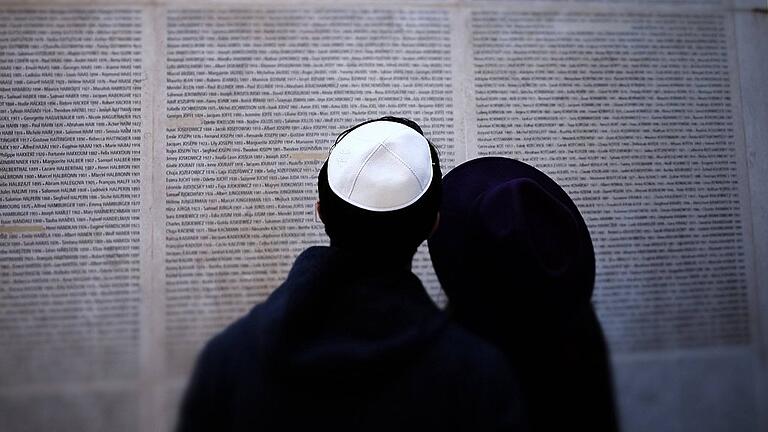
[176,118,526,432]
[428,157,620,432]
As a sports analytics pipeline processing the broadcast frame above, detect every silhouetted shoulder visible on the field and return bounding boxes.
[412,321,526,431]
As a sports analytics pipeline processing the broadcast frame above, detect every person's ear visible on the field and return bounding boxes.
[315,201,325,224]
[429,212,440,237]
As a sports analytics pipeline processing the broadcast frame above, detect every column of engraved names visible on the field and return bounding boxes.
[164,7,455,372]
[0,9,144,383]
[471,11,748,351]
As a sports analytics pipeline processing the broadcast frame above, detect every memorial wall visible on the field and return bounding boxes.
[0,0,766,431]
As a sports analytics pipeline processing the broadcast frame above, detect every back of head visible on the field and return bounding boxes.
[427,157,618,431]
[428,157,596,331]
[318,117,442,260]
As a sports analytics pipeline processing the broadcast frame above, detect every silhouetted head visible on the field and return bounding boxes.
[428,156,618,432]
[317,117,442,263]
[428,157,595,331]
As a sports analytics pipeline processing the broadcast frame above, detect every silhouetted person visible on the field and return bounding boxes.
[429,157,620,432]
[176,119,525,432]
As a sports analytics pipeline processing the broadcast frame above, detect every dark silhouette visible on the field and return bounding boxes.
[176,119,525,432]
[429,156,620,432]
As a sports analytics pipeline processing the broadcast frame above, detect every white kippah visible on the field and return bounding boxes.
[327,120,434,212]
